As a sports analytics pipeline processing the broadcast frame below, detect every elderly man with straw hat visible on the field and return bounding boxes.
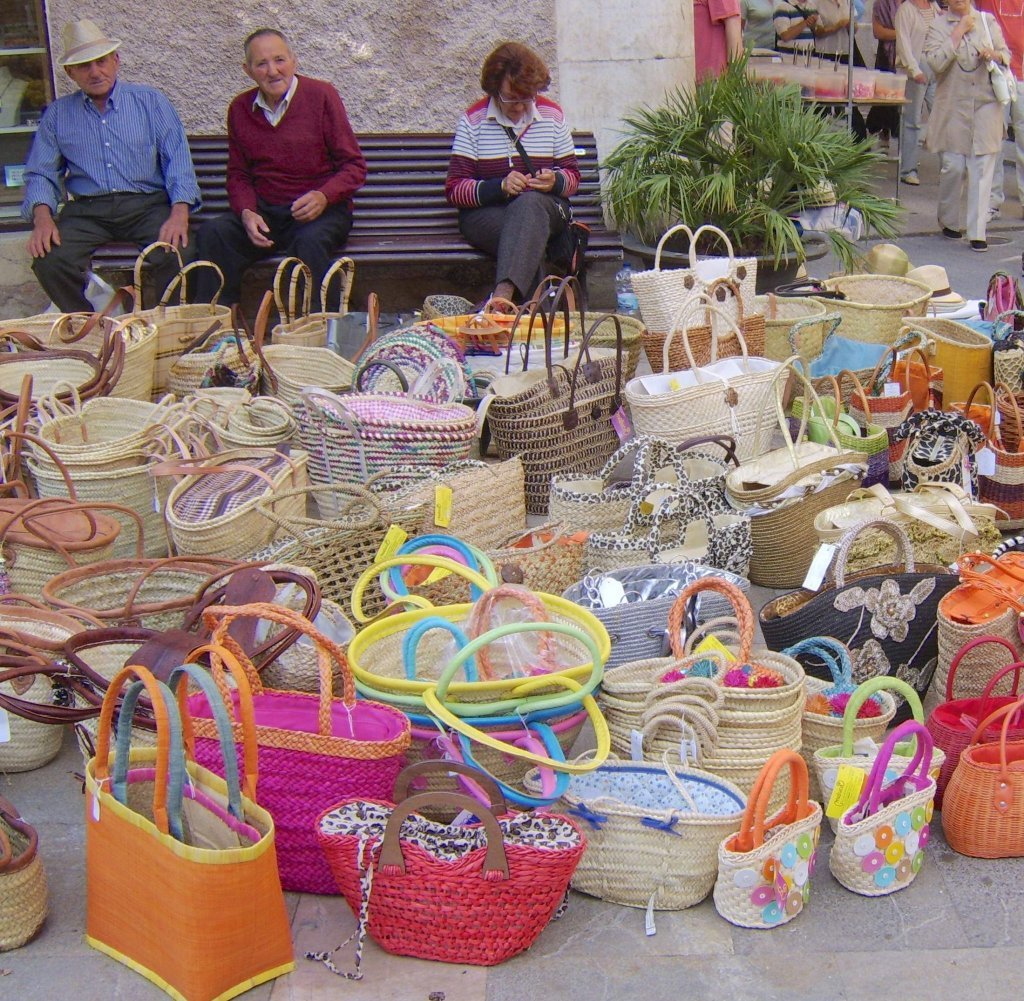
[21,18,199,312]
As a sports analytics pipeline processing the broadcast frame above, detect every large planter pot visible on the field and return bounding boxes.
[621,233,830,295]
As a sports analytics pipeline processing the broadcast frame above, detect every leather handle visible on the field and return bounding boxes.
[391,760,508,814]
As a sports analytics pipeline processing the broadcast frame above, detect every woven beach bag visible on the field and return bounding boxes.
[270,256,356,347]
[978,384,1024,530]
[757,294,828,362]
[0,793,48,951]
[643,281,765,374]
[932,552,1024,715]
[554,756,745,912]
[925,635,1024,806]
[371,458,527,551]
[942,696,1024,857]
[160,447,308,559]
[479,278,625,515]
[624,316,781,455]
[816,275,931,345]
[165,314,262,400]
[191,604,411,894]
[790,637,897,802]
[726,360,867,588]
[713,750,823,929]
[132,250,233,399]
[812,676,945,833]
[829,721,937,896]
[566,563,751,669]
[85,665,295,1000]
[316,786,584,971]
[901,316,993,407]
[813,482,1001,575]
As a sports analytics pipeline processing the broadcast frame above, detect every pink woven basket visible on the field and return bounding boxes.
[187,603,411,894]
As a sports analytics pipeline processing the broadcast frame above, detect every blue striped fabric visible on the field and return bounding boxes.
[22,80,200,218]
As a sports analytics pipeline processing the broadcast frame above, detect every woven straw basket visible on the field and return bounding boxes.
[817,276,931,345]
[756,294,829,362]
[259,344,355,406]
[713,750,823,929]
[899,317,994,407]
[270,256,356,347]
[829,722,937,895]
[0,795,48,951]
[550,757,745,910]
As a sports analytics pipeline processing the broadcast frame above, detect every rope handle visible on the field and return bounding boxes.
[729,749,813,853]
[833,517,916,588]
[944,634,1020,701]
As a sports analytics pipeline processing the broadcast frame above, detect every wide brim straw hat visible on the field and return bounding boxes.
[61,19,121,66]
[860,243,912,277]
[906,264,966,306]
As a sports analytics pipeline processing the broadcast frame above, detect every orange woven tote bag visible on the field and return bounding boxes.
[942,695,1024,858]
[85,664,294,1001]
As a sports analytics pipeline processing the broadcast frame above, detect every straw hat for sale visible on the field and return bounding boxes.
[906,265,965,306]
[861,243,912,277]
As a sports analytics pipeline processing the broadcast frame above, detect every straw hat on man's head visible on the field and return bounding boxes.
[60,19,121,66]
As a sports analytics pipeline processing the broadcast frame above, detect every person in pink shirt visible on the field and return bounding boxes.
[695,0,744,81]
[978,0,1024,217]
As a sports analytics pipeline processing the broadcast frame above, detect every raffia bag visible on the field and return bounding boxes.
[624,310,781,455]
[371,458,527,551]
[816,275,931,345]
[713,750,823,929]
[757,294,828,362]
[270,256,356,348]
[726,361,867,588]
[0,793,48,951]
[900,317,993,408]
[551,755,745,911]
[131,247,232,399]
[642,280,765,374]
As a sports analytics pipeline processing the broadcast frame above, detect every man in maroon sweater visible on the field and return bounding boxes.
[194,28,366,305]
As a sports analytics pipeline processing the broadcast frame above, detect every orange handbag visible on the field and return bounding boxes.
[942,696,1024,858]
[85,664,294,1000]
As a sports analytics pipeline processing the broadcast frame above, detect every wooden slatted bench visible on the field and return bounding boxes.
[92,131,620,311]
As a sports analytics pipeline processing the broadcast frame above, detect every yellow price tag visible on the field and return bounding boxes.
[693,635,737,662]
[825,764,867,819]
[434,485,453,528]
[374,524,408,562]
[668,378,682,392]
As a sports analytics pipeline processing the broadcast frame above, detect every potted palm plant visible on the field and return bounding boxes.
[603,59,902,281]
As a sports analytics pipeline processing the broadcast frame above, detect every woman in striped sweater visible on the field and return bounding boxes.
[445,42,580,304]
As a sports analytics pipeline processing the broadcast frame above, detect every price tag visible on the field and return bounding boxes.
[668,378,682,392]
[802,542,837,592]
[0,707,9,744]
[826,764,867,819]
[433,485,453,528]
[374,524,408,562]
[977,448,997,476]
[630,728,644,761]
[852,736,879,757]
[598,577,627,607]
[693,635,737,662]
[883,382,902,398]
[611,406,633,442]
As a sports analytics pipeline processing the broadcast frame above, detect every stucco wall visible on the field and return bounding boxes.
[44,2,559,133]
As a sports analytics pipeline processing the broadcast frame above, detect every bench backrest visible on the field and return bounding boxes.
[187,131,611,244]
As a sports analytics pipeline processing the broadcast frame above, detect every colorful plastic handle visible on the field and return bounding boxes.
[841,676,924,755]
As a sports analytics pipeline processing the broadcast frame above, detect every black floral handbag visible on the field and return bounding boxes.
[891,410,987,494]
[759,519,959,716]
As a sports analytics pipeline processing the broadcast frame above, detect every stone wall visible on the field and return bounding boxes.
[43,1,559,134]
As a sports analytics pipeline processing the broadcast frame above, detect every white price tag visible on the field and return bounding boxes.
[883,382,902,398]
[995,408,1002,425]
[0,707,9,744]
[802,543,837,592]
[630,728,644,761]
[977,448,997,476]
[598,578,627,607]
[852,736,880,757]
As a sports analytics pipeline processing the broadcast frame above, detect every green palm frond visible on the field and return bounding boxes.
[603,58,903,269]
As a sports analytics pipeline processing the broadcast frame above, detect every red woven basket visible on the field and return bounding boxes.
[316,788,585,967]
[926,635,1024,806]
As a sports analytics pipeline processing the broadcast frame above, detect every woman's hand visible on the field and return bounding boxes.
[527,169,557,193]
[502,170,532,196]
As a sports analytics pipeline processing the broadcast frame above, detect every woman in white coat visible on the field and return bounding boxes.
[924,0,1011,251]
